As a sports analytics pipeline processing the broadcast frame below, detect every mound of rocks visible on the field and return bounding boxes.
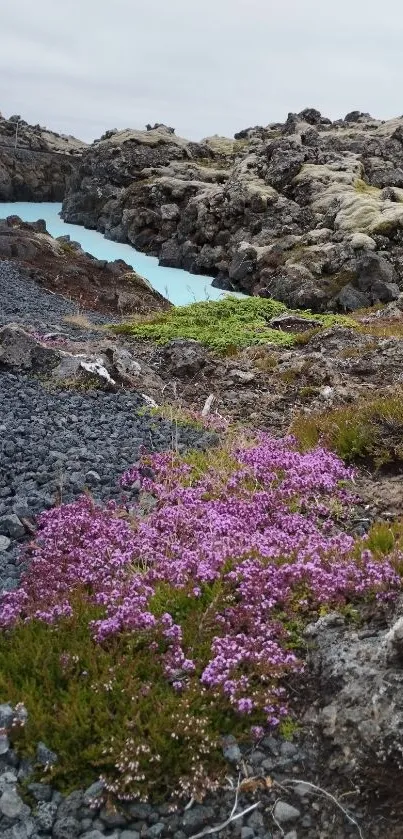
[61,110,403,311]
[0,111,87,201]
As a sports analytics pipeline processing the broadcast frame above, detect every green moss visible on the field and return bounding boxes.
[299,385,320,398]
[114,298,354,353]
[354,179,381,197]
[278,718,300,740]
[59,241,77,256]
[371,218,399,236]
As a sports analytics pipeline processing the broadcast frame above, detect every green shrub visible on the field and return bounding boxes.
[291,390,403,466]
[0,595,238,802]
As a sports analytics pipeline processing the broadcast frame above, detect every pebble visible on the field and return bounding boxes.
[0,788,30,819]
[52,816,81,839]
[0,535,11,551]
[0,733,10,754]
[0,703,14,728]
[36,741,58,767]
[273,801,301,824]
[0,514,25,539]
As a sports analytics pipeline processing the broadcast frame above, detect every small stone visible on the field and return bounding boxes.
[147,824,165,839]
[249,749,265,766]
[52,817,81,839]
[246,810,264,831]
[0,535,11,551]
[0,514,25,539]
[182,806,216,835]
[0,788,30,819]
[17,758,33,782]
[35,800,59,831]
[0,733,10,754]
[241,828,255,839]
[128,802,152,820]
[0,771,18,793]
[81,832,105,839]
[83,780,104,806]
[221,734,242,764]
[292,782,312,799]
[273,801,301,825]
[284,832,298,839]
[36,741,58,767]
[27,782,53,802]
[280,741,299,758]
[57,791,83,819]
[99,806,127,827]
[229,370,255,383]
[85,470,101,485]
[121,831,141,839]
[8,821,36,839]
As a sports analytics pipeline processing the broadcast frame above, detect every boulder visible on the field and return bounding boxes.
[0,324,60,371]
[356,253,400,302]
[156,339,209,377]
[307,609,403,783]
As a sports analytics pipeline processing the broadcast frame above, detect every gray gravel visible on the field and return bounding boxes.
[0,372,216,592]
[0,259,110,337]
[0,260,216,593]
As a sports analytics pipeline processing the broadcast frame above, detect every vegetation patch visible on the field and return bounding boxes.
[138,404,230,432]
[114,297,354,353]
[0,435,400,802]
[291,390,403,466]
[354,179,382,197]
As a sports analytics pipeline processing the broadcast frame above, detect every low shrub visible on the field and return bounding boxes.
[114,298,354,353]
[291,391,403,466]
[1,435,400,802]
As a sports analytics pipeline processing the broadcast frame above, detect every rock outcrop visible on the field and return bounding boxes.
[0,112,87,201]
[62,111,403,310]
[0,215,170,315]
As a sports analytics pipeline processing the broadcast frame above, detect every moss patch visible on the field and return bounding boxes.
[114,298,354,353]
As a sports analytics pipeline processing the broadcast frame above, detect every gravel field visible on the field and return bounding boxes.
[0,260,216,591]
[0,259,111,337]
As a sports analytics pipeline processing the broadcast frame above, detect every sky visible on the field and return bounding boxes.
[1,0,403,143]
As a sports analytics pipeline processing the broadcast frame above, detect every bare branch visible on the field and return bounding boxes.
[188,801,260,839]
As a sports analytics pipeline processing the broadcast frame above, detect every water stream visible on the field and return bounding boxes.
[0,202,236,307]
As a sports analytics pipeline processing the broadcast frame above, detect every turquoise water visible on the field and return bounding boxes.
[0,202,237,307]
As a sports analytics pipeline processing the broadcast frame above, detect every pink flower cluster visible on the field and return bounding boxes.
[1,435,400,725]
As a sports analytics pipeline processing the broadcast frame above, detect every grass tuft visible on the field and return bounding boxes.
[291,390,403,466]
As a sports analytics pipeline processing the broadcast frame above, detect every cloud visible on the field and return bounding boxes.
[1,0,403,141]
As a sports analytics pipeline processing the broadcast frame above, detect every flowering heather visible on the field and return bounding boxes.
[0,434,401,799]
[2,435,399,712]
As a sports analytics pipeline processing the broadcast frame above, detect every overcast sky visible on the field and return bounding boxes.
[1,0,403,143]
